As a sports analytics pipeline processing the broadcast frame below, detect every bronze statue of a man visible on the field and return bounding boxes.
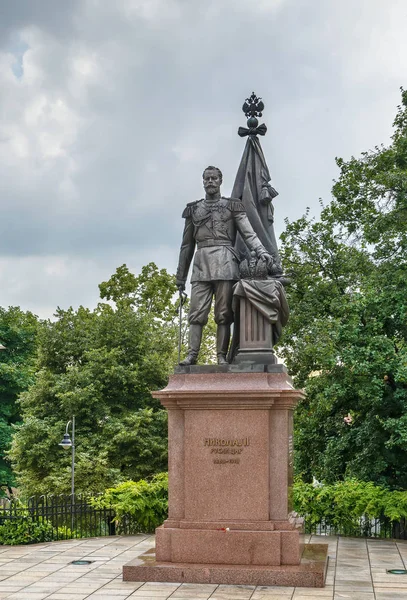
[176,166,274,365]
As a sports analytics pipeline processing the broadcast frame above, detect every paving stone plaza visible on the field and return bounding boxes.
[1,534,407,600]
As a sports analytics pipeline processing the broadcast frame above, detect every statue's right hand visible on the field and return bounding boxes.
[176,280,186,292]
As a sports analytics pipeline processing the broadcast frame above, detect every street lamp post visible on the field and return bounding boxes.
[59,417,75,531]
[59,417,75,496]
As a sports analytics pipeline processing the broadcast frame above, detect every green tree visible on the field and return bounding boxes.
[0,307,39,493]
[99,262,217,362]
[9,264,179,495]
[279,89,407,489]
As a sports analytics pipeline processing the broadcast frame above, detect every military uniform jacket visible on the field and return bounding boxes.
[176,197,266,283]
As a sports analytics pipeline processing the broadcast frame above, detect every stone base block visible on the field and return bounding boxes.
[164,519,276,530]
[123,543,329,587]
[156,526,299,566]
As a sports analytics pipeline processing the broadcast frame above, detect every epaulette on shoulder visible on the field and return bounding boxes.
[182,199,202,218]
[227,197,245,212]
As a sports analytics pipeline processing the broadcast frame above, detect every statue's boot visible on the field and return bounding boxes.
[179,324,202,366]
[217,324,231,365]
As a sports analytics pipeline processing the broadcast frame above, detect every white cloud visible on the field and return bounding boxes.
[256,0,287,13]
[0,0,406,317]
[118,0,183,22]
[0,244,178,318]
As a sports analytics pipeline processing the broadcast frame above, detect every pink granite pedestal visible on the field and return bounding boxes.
[123,368,328,587]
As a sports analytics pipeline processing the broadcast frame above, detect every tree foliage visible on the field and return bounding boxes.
[0,307,39,492]
[280,89,407,489]
[294,478,407,533]
[9,264,179,495]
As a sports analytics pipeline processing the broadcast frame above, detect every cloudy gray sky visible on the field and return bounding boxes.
[0,0,406,318]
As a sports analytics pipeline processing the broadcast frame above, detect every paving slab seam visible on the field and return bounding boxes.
[158,582,184,600]
[78,534,149,560]
[238,582,258,600]
[0,536,148,600]
[0,539,88,585]
[246,583,259,600]
[1,546,83,599]
[49,534,151,600]
[53,536,152,599]
[206,584,221,599]
[395,540,407,571]
[366,537,377,600]
[331,534,339,599]
[7,535,407,600]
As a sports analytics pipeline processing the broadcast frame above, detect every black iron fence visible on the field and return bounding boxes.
[2,495,407,543]
[303,516,407,540]
[0,494,141,543]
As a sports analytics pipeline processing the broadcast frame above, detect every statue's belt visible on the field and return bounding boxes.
[196,240,233,249]
[196,239,240,262]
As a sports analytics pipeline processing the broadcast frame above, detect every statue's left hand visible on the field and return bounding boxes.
[259,253,274,269]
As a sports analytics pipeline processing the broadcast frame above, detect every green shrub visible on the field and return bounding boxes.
[0,515,55,545]
[293,478,407,535]
[91,472,168,533]
[93,474,407,538]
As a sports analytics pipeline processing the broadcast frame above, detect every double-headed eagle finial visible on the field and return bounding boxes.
[242,92,264,122]
[238,92,267,137]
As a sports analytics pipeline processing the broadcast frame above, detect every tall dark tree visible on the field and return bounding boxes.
[279,89,407,489]
[0,307,39,493]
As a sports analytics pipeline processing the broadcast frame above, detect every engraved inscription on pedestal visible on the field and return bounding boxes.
[184,410,269,521]
[203,436,250,465]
